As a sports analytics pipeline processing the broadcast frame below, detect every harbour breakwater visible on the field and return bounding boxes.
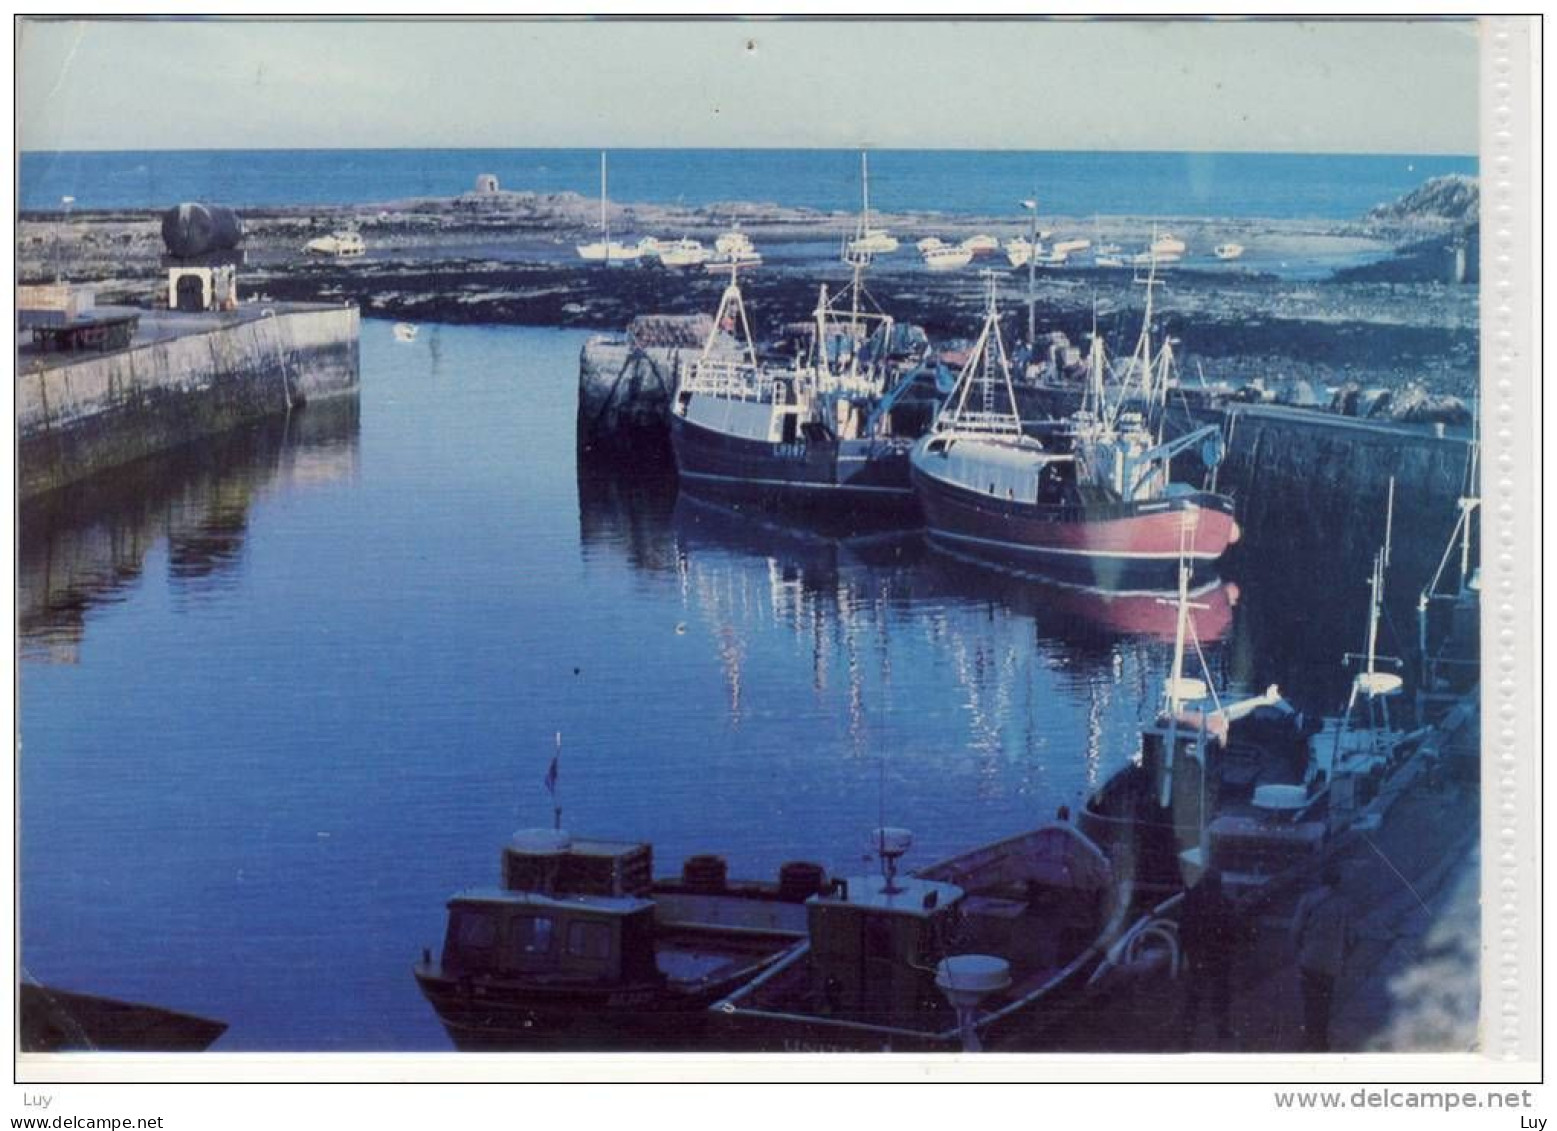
[18,303,359,499]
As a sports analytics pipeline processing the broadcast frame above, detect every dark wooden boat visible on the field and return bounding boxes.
[669,261,926,522]
[910,273,1238,588]
[712,823,1167,1052]
[19,983,227,1052]
[413,829,817,1050]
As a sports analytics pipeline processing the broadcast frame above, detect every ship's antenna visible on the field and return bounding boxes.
[545,732,563,831]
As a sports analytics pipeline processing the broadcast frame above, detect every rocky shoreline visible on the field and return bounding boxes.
[18,179,1480,397]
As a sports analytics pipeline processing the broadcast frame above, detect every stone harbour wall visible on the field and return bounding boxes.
[19,304,360,499]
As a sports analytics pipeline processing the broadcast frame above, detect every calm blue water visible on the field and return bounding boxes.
[17,323,1450,1051]
[19,148,1476,219]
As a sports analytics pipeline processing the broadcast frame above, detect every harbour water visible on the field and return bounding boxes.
[18,322,1458,1051]
[19,147,1475,218]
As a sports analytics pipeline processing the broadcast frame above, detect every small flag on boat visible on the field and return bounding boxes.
[544,733,560,796]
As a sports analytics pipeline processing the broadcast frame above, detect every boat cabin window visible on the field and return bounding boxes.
[505,914,556,970]
[443,906,500,974]
[566,920,614,961]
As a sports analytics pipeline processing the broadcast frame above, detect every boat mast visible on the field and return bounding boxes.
[860,151,871,245]
[699,261,757,368]
[1022,196,1039,349]
[1084,300,1106,420]
[600,152,610,258]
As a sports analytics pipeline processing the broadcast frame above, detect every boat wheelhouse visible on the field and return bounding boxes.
[713,823,1169,1052]
[414,829,815,1049]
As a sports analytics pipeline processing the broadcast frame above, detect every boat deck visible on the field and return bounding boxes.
[655,928,796,991]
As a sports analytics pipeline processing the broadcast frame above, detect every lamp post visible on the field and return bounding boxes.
[1020,197,1038,350]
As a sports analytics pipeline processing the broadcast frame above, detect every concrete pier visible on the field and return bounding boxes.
[18,302,359,499]
[577,315,714,464]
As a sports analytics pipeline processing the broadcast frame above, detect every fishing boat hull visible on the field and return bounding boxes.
[414,962,757,1051]
[671,412,918,518]
[910,458,1239,586]
[712,823,1142,1052]
[19,984,228,1052]
[710,948,1104,1053]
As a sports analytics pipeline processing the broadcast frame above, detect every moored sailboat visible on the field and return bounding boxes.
[576,152,643,265]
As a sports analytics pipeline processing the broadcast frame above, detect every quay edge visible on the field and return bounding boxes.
[18,302,360,500]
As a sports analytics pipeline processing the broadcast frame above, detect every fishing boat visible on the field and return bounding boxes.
[414,827,818,1049]
[714,822,1177,1052]
[1213,243,1245,261]
[844,152,899,257]
[1417,403,1480,710]
[1078,554,1311,898]
[923,244,974,272]
[1205,486,1432,897]
[576,153,643,265]
[908,273,1239,587]
[669,258,924,516]
[303,230,365,258]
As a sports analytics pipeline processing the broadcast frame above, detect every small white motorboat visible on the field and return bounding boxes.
[657,238,711,268]
[303,230,365,258]
[1214,242,1246,261]
[1151,233,1187,257]
[704,247,763,273]
[1052,237,1092,256]
[715,229,755,256]
[917,236,947,253]
[959,234,999,255]
[393,323,419,343]
[923,244,974,272]
[848,228,899,256]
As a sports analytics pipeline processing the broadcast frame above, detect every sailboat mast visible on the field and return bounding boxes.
[861,151,871,239]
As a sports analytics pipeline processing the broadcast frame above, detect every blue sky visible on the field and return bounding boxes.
[18,18,1479,154]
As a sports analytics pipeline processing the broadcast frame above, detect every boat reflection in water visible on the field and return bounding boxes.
[19,398,360,664]
[917,544,1240,650]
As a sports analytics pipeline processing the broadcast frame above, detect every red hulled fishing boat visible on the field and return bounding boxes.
[909,272,1239,587]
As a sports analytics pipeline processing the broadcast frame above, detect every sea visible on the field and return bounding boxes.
[18,147,1476,219]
